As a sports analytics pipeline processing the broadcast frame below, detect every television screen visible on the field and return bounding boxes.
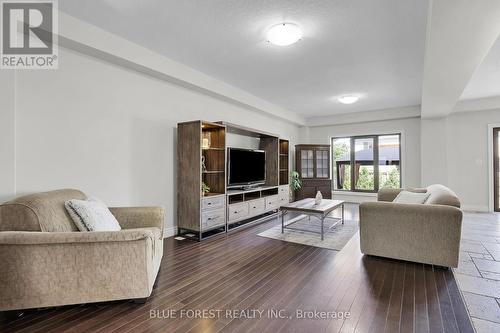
[228,148,266,186]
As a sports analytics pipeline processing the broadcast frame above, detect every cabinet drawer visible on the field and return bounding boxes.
[201,209,225,229]
[279,194,289,205]
[279,185,289,196]
[265,195,280,210]
[278,186,289,204]
[248,198,265,215]
[201,195,225,210]
[228,202,249,222]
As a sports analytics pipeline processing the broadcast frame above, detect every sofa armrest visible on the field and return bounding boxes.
[377,188,403,202]
[0,228,158,245]
[109,207,165,235]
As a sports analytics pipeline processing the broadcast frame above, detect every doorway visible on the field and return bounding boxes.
[495,128,500,212]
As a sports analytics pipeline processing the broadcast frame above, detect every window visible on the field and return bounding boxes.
[332,134,401,193]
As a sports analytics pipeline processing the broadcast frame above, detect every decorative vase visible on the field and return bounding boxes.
[201,156,207,172]
[315,191,323,205]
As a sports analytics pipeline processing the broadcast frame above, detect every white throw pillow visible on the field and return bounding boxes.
[65,197,121,232]
[393,191,430,204]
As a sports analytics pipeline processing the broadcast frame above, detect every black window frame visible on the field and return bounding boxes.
[331,133,402,193]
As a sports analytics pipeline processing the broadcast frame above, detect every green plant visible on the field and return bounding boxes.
[290,171,302,192]
[201,182,210,195]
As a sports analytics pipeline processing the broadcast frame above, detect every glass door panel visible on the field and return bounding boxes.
[354,137,375,191]
[378,134,401,189]
[301,149,314,178]
[315,149,329,178]
[332,138,351,190]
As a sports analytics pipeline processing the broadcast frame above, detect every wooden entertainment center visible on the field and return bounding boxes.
[177,120,290,240]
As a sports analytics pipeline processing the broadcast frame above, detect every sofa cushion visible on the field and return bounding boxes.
[65,198,121,232]
[393,191,430,204]
[406,187,427,193]
[425,184,461,208]
[0,189,86,232]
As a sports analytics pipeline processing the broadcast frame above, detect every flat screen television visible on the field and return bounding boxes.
[227,148,266,187]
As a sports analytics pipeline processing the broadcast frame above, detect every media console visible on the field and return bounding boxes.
[177,120,290,240]
[226,185,289,230]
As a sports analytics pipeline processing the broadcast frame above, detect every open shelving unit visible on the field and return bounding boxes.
[279,139,289,186]
[177,121,227,240]
[201,123,226,195]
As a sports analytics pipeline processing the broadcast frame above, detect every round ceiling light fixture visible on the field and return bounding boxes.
[338,95,360,104]
[267,23,302,46]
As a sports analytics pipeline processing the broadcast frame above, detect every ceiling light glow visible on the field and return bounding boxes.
[267,23,302,46]
[338,95,360,104]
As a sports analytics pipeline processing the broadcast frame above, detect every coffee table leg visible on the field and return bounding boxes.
[281,209,284,234]
[321,215,324,241]
[342,203,344,225]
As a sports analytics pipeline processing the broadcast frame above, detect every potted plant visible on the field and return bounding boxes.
[201,182,210,196]
[290,171,301,201]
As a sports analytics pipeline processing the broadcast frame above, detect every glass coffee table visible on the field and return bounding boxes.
[279,198,345,241]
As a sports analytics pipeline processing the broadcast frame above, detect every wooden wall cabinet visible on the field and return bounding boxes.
[178,120,290,240]
[295,144,331,200]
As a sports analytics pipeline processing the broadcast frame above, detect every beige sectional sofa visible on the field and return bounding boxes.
[0,189,164,311]
[359,184,462,268]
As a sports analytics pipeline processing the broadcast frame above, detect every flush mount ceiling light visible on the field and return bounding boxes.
[338,95,360,104]
[267,23,302,46]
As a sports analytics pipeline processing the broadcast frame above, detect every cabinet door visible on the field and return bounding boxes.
[300,149,314,179]
[315,148,330,178]
[317,184,332,199]
[298,184,316,200]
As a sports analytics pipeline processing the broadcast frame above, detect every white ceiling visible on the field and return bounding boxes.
[461,36,500,101]
[59,0,428,117]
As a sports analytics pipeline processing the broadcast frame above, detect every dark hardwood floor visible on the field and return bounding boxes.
[0,205,473,333]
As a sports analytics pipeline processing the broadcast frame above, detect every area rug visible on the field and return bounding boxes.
[258,214,359,251]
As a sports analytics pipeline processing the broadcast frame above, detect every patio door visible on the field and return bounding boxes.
[495,128,500,212]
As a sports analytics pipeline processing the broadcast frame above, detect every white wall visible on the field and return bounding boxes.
[304,117,422,203]
[0,71,16,202]
[446,109,500,211]
[418,109,500,211]
[8,47,299,236]
[420,117,449,186]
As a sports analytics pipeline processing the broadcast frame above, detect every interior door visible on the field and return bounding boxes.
[495,128,499,212]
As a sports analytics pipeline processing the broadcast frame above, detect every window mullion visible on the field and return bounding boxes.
[350,137,355,191]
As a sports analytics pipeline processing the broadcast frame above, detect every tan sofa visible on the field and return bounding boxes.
[359,184,462,268]
[0,189,164,311]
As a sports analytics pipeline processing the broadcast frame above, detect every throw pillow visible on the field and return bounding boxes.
[65,197,121,232]
[393,191,430,204]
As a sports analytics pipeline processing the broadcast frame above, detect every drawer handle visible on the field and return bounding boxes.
[234,211,238,214]
[207,202,212,205]
[253,206,256,209]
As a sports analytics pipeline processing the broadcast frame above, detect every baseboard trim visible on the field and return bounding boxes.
[164,226,178,238]
[461,205,490,213]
